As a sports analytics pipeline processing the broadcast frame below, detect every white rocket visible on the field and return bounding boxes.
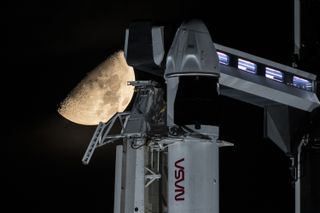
[164,20,220,213]
[81,20,319,213]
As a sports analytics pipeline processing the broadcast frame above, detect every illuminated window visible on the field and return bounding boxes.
[265,67,284,82]
[292,76,312,91]
[217,52,229,65]
[238,58,257,74]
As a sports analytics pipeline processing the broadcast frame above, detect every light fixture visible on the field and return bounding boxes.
[238,58,257,74]
[293,76,312,91]
[217,51,229,65]
[265,67,284,82]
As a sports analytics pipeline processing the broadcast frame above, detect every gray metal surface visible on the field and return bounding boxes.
[167,126,219,213]
[214,43,315,80]
[264,105,291,153]
[117,81,165,213]
[212,42,319,112]
[114,145,124,213]
[165,20,219,78]
[124,24,165,76]
[219,65,319,112]
[165,20,219,127]
[151,27,165,66]
[123,141,145,213]
[82,112,131,165]
[294,0,301,61]
[166,77,179,127]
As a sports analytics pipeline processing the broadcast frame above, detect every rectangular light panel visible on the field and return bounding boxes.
[265,67,284,82]
[293,76,312,91]
[238,58,257,74]
[217,52,229,65]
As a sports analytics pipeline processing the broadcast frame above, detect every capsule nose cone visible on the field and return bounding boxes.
[165,19,219,78]
[180,19,209,33]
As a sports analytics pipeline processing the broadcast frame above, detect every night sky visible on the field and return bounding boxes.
[5,0,320,213]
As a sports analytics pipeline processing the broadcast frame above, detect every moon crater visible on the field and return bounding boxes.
[58,51,135,125]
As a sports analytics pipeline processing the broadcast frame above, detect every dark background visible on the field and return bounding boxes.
[5,0,320,213]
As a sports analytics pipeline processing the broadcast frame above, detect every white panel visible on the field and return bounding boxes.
[124,142,145,213]
[168,138,219,213]
[114,145,123,213]
[219,73,320,112]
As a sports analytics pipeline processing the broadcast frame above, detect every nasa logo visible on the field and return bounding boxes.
[174,158,185,201]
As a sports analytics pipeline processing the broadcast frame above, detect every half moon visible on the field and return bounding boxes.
[58,51,135,125]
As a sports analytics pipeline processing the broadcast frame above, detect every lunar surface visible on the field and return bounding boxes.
[58,51,135,125]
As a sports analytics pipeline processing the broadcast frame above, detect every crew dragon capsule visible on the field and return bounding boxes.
[165,19,220,127]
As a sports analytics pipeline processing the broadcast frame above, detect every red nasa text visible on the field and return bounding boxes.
[174,158,185,201]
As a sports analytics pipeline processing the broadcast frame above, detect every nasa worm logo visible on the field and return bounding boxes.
[174,158,185,201]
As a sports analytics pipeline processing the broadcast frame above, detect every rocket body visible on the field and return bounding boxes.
[165,20,220,213]
[167,127,219,213]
